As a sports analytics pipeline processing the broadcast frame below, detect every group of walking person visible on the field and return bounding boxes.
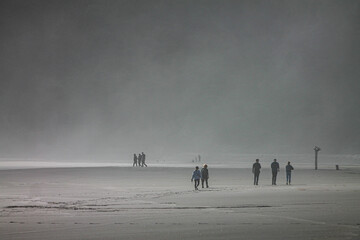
[190,160,294,190]
[252,159,294,185]
[191,164,209,190]
[133,152,147,167]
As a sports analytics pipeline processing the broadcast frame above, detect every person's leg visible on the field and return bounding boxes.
[201,179,204,188]
[272,172,275,185]
[286,172,289,184]
[254,174,256,185]
[206,179,209,188]
[273,171,277,185]
[288,173,291,184]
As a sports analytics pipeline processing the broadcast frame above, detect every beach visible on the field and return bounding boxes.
[0,166,359,239]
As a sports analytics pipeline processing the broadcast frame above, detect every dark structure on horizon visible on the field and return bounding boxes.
[314,146,321,170]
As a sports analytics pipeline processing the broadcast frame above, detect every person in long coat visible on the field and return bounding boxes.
[252,159,261,185]
[133,154,138,167]
[271,159,280,185]
[201,164,209,188]
[141,152,147,167]
[138,153,142,167]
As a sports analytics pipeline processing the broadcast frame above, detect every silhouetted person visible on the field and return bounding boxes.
[138,154,142,167]
[191,166,202,190]
[286,161,294,185]
[141,152,147,167]
[271,159,280,185]
[201,164,209,188]
[252,159,261,185]
[133,154,138,167]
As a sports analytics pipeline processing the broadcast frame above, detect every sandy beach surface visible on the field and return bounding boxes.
[0,166,359,240]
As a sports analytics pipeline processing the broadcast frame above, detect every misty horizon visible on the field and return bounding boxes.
[0,0,359,161]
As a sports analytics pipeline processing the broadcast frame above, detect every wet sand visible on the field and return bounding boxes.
[0,166,359,239]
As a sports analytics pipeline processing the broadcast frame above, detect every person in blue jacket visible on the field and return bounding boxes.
[285,161,294,185]
[191,166,202,190]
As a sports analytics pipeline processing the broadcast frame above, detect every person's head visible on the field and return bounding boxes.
[288,161,291,165]
[256,159,259,162]
[274,159,277,162]
[195,166,199,170]
[203,164,208,168]
[142,152,144,154]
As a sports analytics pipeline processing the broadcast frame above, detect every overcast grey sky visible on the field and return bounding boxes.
[0,0,359,160]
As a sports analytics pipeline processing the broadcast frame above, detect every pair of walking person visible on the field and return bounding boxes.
[273,160,294,185]
[133,152,147,167]
[191,165,209,190]
[252,159,294,185]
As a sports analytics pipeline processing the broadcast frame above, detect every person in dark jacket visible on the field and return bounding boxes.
[285,161,294,185]
[201,164,209,188]
[138,153,142,167]
[141,152,147,167]
[252,159,261,185]
[191,166,202,190]
[271,159,280,185]
[133,154,138,167]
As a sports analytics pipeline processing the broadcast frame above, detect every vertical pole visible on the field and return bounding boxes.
[314,146,320,170]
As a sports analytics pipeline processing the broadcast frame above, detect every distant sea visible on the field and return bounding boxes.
[0,153,359,170]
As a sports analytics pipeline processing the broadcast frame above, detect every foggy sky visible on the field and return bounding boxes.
[0,0,359,160]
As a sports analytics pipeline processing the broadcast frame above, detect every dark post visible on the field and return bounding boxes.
[314,146,321,170]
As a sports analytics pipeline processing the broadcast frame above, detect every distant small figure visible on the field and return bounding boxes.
[138,153,142,167]
[141,152,147,167]
[191,166,202,190]
[286,161,294,185]
[271,159,280,185]
[133,154,138,167]
[201,164,209,188]
[252,159,261,185]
